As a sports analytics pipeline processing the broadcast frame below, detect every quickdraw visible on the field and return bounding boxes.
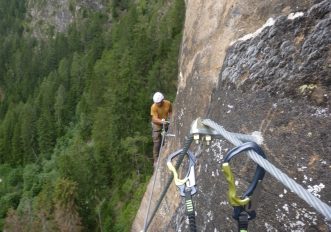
[222,142,267,232]
[167,149,197,232]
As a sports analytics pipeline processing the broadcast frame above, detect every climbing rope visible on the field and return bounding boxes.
[201,118,331,221]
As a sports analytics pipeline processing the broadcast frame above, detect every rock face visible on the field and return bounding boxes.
[25,0,105,39]
[133,0,330,231]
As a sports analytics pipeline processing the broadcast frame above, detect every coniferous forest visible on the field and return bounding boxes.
[0,0,185,231]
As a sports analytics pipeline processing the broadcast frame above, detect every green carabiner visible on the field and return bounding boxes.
[222,142,266,207]
[222,163,250,206]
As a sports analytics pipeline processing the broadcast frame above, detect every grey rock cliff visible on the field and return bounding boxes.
[133,0,330,231]
[25,0,105,39]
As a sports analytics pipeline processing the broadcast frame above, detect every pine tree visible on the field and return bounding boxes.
[20,102,38,164]
[0,108,15,164]
[11,113,24,165]
[54,178,82,232]
[54,85,66,136]
[37,110,55,157]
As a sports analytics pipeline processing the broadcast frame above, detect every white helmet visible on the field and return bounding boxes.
[153,92,164,103]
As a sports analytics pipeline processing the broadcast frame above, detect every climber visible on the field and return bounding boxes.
[150,92,172,165]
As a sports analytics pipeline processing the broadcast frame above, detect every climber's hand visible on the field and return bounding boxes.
[161,119,169,124]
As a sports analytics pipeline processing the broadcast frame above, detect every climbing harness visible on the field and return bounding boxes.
[167,149,197,232]
[222,142,267,232]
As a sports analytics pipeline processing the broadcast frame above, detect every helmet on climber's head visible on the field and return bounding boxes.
[153,92,164,104]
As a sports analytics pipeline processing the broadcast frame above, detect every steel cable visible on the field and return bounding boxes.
[143,127,167,231]
[202,118,331,221]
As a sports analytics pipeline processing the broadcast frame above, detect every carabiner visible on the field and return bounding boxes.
[167,149,196,196]
[167,149,198,232]
[222,142,266,207]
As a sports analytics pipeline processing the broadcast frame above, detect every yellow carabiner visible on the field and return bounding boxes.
[167,161,188,186]
[221,163,250,206]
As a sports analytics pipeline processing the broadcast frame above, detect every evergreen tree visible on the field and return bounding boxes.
[11,111,24,165]
[0,107,15,164]
[37,110,56,157]
[0,0,185,230]
[54,178,82,232]
[20,101,38,164]
[54,85,66,136]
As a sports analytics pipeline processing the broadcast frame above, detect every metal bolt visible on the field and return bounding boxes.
[205,135,211,145]
[194,134,200,144]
